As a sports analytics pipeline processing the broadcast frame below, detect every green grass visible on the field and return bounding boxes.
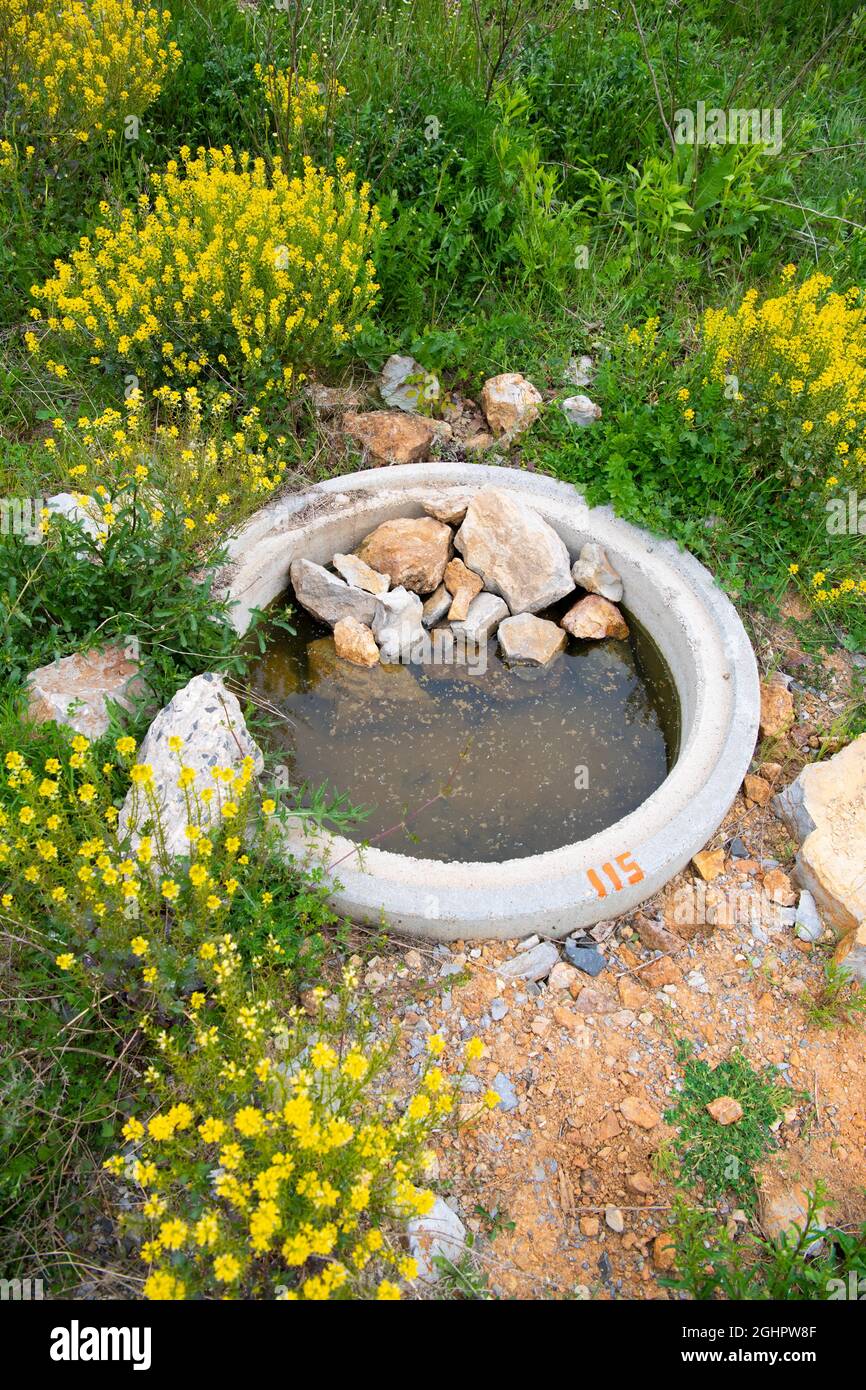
[663,1042,795,1207]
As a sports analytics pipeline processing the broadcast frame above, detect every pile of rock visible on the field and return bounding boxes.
[289,486,629,670]
[336,355,600,465]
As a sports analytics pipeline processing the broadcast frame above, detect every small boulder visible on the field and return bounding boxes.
[561,394,601,427]
[371,587,425,664]
[480,372,542,438]
[794,890,824,943]
[422,584,452,628]
[333,617,379,668]
[290,558,378,628]
[443,557,483,622]
[118,673,263,862]
[450,592,508,644]
[758,1177,827,1254]
[653,1233,677,1271]
[620,1096,661,1129]
[571,542,623,602]
[331,552,389,596]
[497,940,559,982]
[423,495,472,526]
[422,581,453,631]
[26,644,146,740]
[692,848,725,882]
[306,381,365,417]
[706,1097,743,1126]
[772,733,866,935]
[455,488,574,614]
[356,516,451,594]
[407,1197,466,1283]
[343,409,436,465]
[379,353,439,413]
[498,612,567,667]
[759,680,795,738]
[744,773,772,807]
[561,594,629,641]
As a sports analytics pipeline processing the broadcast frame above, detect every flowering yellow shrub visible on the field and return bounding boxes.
[30,145,383,399]
[703,267,866,604]
[0,735,285,1007]
[3,0,180,141]
[255,54,347,136]
[39,386,289,541]
[1,731,497,1300]
[109,980,482,1301]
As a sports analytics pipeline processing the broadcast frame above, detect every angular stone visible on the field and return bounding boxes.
[564,940,607,976]
[561,394,601,427]
[356,517,451,594]
[834,921,866,985]
[760,680,795,738]
[794,890,823,943]
[621,1096,661,1129]
[290,558,377,628]
[480,372,542,438]
[343,409,436,465]
[618,976,650,1011]
[421,584,451,628]
[626,1171,655,1197]
[26,644,146,739]
[331,552,389,596]
[762,868,796,907]
[692,848,725,882]
[561,594,629,641]
[706,1096,743,1125]
[118,673,263,862]
[547,960,580,992]
[333,617,379,667]
[653,1233,677,1271]
[634,915,684,954]
[772,734,866,934]
[454,488,573,615]
[443,557,483,621]
[744,773,772,806]
[497,940,559,982]
[758,1177,827,1252]
[451,592,508,644]
[498,613,567,667]
[380,353,439,413]
[45,491,100,539]
[571,542,623,603]
[371,586,425,664]
[574,986,617,1015]
[407,1197,466,1283]
[423,495,472,526]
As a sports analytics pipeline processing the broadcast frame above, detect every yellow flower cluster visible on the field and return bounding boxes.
[3,0,180,140]
[704,267,866,604]
[255,54,347,134]
[31,144,383,398]
[107,986,452,1301]
[40,386,289,539]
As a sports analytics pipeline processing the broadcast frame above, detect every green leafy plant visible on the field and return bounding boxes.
[664,1191,866,1300]
[663,1042,793,1206]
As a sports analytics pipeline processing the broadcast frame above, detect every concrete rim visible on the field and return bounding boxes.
[216,462,760,940]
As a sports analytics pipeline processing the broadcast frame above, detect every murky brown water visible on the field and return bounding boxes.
[247,593,680,862]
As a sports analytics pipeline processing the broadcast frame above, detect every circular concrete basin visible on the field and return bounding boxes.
[216,463,760,940]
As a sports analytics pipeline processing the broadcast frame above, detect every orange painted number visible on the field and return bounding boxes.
[587,851,644,899]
